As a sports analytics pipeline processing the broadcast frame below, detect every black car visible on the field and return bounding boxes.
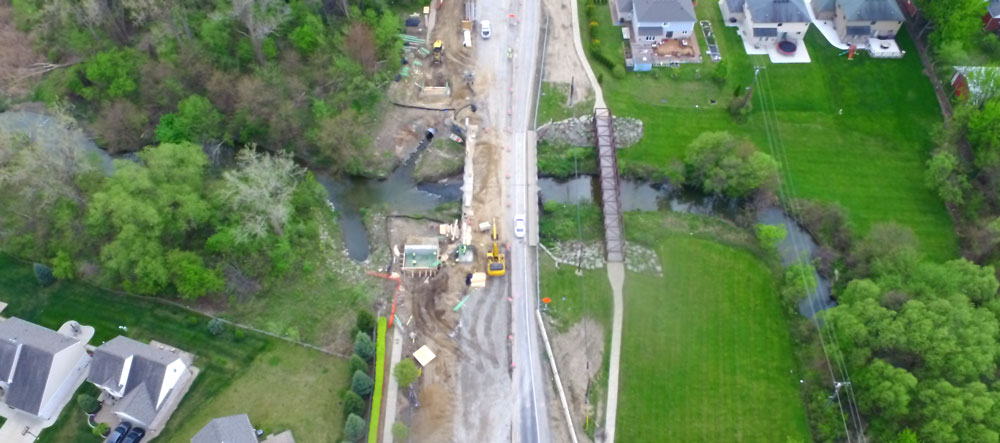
[106,421,132,443]
[123,427,146,443]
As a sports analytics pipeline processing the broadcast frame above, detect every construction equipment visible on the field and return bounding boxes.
[432,40,444,64]
[486,220,505,277]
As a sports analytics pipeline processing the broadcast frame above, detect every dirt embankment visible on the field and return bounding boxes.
[540,0,592,105]
[549,319,605,443]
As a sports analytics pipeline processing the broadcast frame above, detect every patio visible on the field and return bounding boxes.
[627,34,703,68]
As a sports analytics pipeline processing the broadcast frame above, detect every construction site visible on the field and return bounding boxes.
[370,0,522,441]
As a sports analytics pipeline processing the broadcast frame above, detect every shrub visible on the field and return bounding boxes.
[33,263,56,287]
[392,422,409,441]
[207,318,225,336]
[612,64,626,79]
[354,331,376,361]
[684,131,779,198]
[234,328,246,341]
[93,423,110,437]
[754,223,787,251]
[342,390,365,417]
[343,413,366,442]
[349,354,368,375]
[76,393,99,414]
[712,59,728,84]
[394,358,420,388]
[351,370,375,396]
[356,309,376,335]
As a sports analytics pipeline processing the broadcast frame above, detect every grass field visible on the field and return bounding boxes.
[578,0,957,260]
[617,233,811,442]
[0,254,347,442]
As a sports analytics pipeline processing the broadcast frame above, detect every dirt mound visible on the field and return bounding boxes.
[551,318,605,442]
[410,383,458,442]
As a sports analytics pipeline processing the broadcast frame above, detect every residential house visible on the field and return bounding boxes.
[0,318,91,421]
[617,0,697,43]
[87,336,189,428]
[825,0,905,45]
[191,414,297,443]
[722,0,811,48]
[951,66,1000,105]
[191,414,257,443]
[985,0,1000,32]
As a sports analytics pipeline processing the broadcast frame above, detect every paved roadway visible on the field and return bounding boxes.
[473,0,545,439]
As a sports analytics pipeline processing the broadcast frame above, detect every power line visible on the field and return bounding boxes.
[752,61,862,442]
[755,64,867,442]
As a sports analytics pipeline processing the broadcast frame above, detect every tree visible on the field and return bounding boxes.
[849,222,919,278]
[967,98,1000,172]
[712,58,728,84]
[342,390,364,417]
[344,22,377,74]
[76,393,99,413]
[855,359,917,425]
[351,370,374,396]
[93,100,151,153]
[683,131,778,197]
[925,151,970,205]
[155,94,224,145]
[394,359,420,388]
[392,422,409,441]
[77,48,141,100]
[310,108,371,173]
[86,142,218,296]
[290,12,324,55]
[343,413,366,442]
[217,149,305,243]
[354,331,376,362]
[754,223,786,251]
[231,0,290,65]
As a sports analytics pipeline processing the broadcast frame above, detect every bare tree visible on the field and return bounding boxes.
[230,0,290,65]
[218,148,305,243]
[345,22,378,74]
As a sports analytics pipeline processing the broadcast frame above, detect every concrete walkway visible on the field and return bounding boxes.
[569,0,605,108]
[602,262,625,443]
[381,327,404,443]
[566,1,623,441]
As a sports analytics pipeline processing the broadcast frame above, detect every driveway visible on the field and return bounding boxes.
[0,416,43,443]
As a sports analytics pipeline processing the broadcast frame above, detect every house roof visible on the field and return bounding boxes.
[747,0,811,23]
[812,0,836,13]
[618,0,634,14]
[989,0,1000,18]
[838,0,904,21]
[632,0,696,23]
[726,0,746,13]
[191,414,258,443]
[88,336,185,423]
[0,318,79,415]
[954,66,1000,104]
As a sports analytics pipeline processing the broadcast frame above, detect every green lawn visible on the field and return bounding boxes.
[0,254,347,442]
[538,82,596,124]
[617,234,811,442]
[580,0,957,260]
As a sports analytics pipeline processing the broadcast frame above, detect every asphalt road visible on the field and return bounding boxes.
[473,0,546,439]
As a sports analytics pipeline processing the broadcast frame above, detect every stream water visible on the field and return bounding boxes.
[538,175,836,317]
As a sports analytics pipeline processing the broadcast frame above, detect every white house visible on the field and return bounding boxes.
[0,318,92,421]
[87,336,189,427]
[723,0,811,48]
[617,0,697,42]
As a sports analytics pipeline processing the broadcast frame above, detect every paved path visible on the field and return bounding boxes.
[603,262,625,443]
[381,327,403,443]
[565,1,625,441]
[569,0,605,108]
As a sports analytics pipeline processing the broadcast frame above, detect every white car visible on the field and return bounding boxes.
[514,215,526,238]
[480,20,492,39]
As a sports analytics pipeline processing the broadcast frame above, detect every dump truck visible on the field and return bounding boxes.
[432,40,444,64]
[486,221,505,277]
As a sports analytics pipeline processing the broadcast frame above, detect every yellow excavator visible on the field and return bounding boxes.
[432,40,444,64]
[486,220,505,277]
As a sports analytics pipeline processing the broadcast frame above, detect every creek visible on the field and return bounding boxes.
[538,175,836,317]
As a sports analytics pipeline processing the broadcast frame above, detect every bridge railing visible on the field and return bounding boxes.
[594,108,625,263]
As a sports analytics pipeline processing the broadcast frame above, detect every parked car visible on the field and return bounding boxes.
[480,20,491,39]
[122,427,146,443]
[107,422,132,443]
[514,214,526,238]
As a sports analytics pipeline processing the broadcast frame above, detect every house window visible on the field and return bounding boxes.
[667,31,674,38]
[778,22,783,26]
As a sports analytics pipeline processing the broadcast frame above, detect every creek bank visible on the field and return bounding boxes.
[538,175,835,317]
[538,115,644,149]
